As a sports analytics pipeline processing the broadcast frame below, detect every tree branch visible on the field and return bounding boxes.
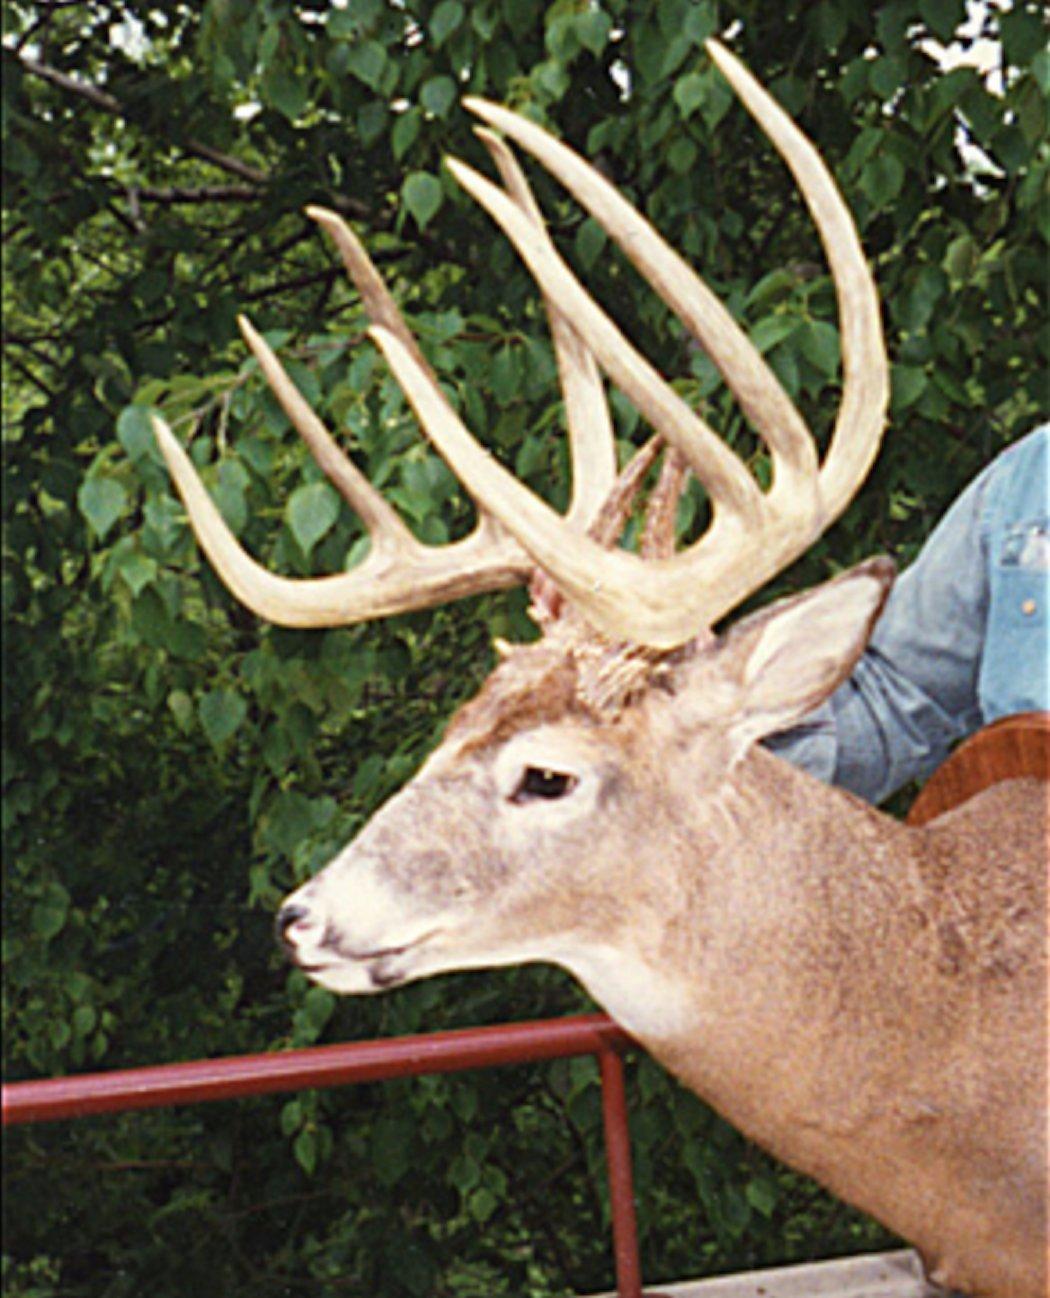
[3,332,64,367]
[15,52,376,222]
[17,53,267,185]
[129,183,260,204]
[242,268,341,304]
[5,350,55,398]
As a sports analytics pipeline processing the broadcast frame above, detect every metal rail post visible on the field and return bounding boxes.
[598,1042,644,1298]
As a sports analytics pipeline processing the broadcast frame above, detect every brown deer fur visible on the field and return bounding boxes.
[278,564,1047,1297]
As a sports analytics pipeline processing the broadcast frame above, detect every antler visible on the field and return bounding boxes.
[154,39,887,650]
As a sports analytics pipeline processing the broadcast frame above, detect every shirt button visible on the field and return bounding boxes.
[1021,598,1037,615]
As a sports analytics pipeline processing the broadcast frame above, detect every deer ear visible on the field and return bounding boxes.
[721,556,895,744]
[672,558,895,757]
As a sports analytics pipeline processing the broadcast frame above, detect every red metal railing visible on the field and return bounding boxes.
[2,1013,644,1298]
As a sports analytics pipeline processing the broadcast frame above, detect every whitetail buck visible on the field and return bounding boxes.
[151,42,1046,1298]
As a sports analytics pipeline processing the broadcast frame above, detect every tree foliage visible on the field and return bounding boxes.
[3,0,1046,1294]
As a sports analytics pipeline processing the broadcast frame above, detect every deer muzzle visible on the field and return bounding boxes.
[275,860,451,994]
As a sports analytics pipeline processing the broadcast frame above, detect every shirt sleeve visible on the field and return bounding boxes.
[769,456,994,804]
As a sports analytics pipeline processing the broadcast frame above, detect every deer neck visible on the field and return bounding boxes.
[561,746,931,1176]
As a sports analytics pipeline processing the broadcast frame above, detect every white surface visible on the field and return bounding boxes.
[586,1249,945,1298]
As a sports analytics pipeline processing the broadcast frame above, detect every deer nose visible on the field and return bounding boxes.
[275,902,311,947]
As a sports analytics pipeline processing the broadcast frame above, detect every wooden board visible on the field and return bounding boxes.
[906,711,1049,827]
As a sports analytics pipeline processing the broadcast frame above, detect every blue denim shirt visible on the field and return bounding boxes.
[769,426,1049,804]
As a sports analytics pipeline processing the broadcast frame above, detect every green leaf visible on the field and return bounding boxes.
[545,14,580,62]
[402,171,444,230]
[448,1152,480,1195]
[294,1127,317,1175]
[634,22,669,84]
[472,6,500,41]
[491,344,523,402]
[918,0,964,43]
[859,151,905,208]
[746,269,797,309]
[891,364,927,412]
[198,689,248,748]
[258,791,335,856]
[372,1115,414,1187]
[257,21,280,69]
[900,265,948,330]
[745,1176,778,1218]
[72,1005,97,1038]
[1002,7,1046,68]
[750,314,801,354]
[674,70,707,119]
[531,58,570,100]
[117,405,160,463]
[215,461,248,535]
[574,217,607,270]
[811,1,848,48]
[78,477,128,541]
[286,481,340,556]
[281,1099,303,1136]
[468,1186,498,1222]
[683,0,717,42]
[869,54,907,101]
[666,136,697,175]
[798,319,840,377]
[31,883,70,941]
[327,9,357,39]
[430,0,464,47]
[346,40,387,90]
[392,108,421,159]
[420,74,456,118]
[261,64,308,121]
[115,548,158,597]
[575,9,612,56]
[167,689,194,732]
[131,586,173,648]
[943,233,978,284]
[401,455,455,506]
[303,986,334,1034]
[357,101,388,147]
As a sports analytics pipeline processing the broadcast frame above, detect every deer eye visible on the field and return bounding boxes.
[511,766,577,803]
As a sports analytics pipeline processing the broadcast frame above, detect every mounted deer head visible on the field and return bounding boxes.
[152,42,1046,1298]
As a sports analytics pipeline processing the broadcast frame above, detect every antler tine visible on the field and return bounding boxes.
[641,448,688,560]
[462,99,818,497]
[529,436,663,631]
[445,152,765,525]
[704,42,888,513]
[150,208,543,627]
[152,411,530,625]
[367,324,626,588]
[304,205,433,378]
[589,435,664,548]
[473,128,617,531]
[236,313,414,552]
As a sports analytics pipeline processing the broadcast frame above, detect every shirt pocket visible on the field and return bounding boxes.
[981,520,1050,719]
[994,518,1050,632]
